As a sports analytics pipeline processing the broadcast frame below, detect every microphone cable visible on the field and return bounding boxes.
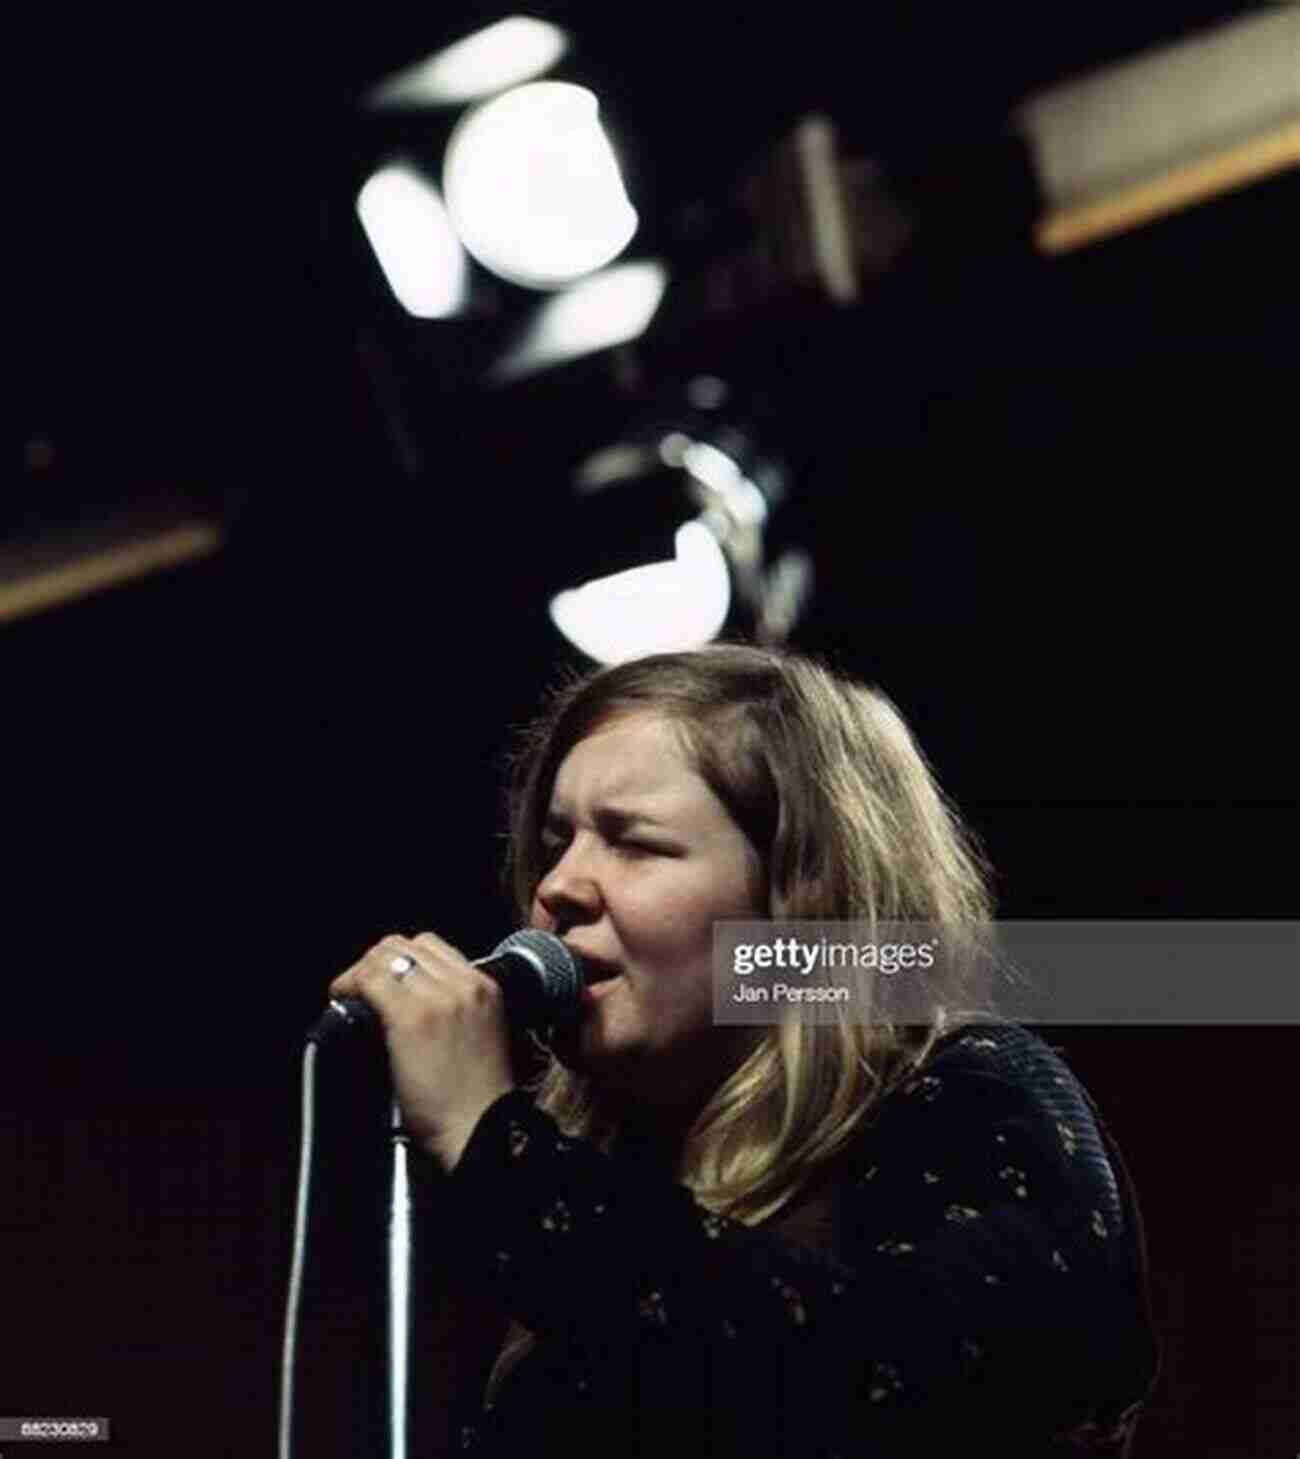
[278,1039,318,1459]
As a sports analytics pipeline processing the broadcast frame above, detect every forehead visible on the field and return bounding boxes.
[548,713,696,806]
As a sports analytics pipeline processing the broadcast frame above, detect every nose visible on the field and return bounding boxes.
[533,836,603,934]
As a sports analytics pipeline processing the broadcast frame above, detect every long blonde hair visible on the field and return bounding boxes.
[486,642,1000,1399]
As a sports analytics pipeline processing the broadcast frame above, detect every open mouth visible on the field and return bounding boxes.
[565,948,621,987]
[583,961,621,987]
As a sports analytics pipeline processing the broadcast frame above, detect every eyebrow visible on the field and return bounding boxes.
[543,805,666,833]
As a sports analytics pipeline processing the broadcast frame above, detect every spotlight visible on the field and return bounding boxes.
[442,81,639,290]
[356,163,469,318]
[488,260,669,382]
[363,16,569,108]
[550,519,732,665]
[548,397,813,664]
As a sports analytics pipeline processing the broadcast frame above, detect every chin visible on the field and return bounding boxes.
[550,1003,644,1084]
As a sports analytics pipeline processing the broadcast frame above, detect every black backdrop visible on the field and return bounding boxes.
[7,3,1297,1454]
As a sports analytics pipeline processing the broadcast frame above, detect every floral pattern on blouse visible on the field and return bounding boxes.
[429,1021,1153,1457]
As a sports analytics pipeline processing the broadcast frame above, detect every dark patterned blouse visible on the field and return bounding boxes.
[422,1021,1160,1457]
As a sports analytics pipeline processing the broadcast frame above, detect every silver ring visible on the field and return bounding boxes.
[389,954,417,981]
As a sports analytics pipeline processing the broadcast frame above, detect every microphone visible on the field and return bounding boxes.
[307,928,587,1046]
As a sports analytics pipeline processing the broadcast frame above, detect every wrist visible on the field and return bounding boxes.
[426,1085,516,1172]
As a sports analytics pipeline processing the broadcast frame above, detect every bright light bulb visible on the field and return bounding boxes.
[548,520,731,664]
[356,165,468,318]
[443,81,638,290]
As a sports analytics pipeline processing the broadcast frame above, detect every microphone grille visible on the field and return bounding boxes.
[494,927,586,1004]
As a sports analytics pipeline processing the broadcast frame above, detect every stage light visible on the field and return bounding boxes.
[363,16,569,108]
[488,261,668,382]
[442,81,638,290]
[547,406,813,664]
[356,164,469,318]
[549,520,731,665]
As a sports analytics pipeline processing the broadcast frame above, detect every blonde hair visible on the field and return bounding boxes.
[486,642,1000,1399]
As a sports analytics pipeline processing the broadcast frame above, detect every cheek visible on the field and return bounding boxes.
[624,885,710,952]
[618,861,760,979]
[630,901,721,998]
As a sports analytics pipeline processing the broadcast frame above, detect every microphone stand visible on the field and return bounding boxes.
[387,1099,413,1459]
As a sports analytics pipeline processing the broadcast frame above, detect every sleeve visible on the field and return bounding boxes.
[426,1032,1142,1453]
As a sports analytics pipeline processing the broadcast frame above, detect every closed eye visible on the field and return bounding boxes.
[540,832,673,863]
[616,837,679,857]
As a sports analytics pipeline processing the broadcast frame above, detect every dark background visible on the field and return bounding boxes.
[6,3,1296,1454]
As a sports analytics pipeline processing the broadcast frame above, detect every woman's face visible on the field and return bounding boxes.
[529,712,766,1112]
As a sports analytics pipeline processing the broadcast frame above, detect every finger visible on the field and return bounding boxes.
[410,934,504,1011]
[348,952,441,1031]
[411,929,472,970]
[329,933,416,999]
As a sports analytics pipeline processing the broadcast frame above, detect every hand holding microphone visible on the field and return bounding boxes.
[315,929,585,1172]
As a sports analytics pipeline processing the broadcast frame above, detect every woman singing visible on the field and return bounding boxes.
[327,643,1160,1456]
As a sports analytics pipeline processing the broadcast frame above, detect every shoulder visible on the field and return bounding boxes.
[893,1020,1111,1149]
[923,1020,1081,1087]
[860,1020,1129,1249]
[905,1020,1100,1116]
[925,1022,1110,1150]
[862,1020,1080,1117]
